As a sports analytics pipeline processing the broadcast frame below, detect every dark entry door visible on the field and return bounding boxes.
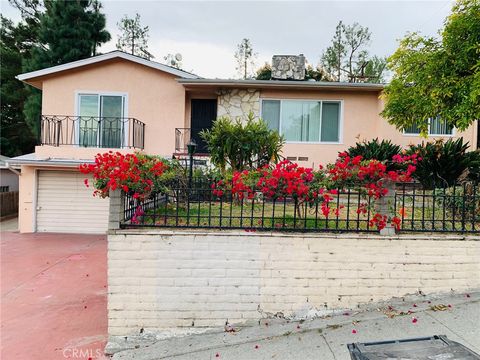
[190,99,217,153]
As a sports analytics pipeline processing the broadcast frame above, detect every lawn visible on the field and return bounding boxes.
[126,190,479,232]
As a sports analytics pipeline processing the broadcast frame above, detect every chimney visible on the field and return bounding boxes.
[271,54,305,80]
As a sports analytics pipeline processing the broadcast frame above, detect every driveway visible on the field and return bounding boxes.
[1,231,107,360]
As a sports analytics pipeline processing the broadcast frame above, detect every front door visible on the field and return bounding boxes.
[190,99,217,153]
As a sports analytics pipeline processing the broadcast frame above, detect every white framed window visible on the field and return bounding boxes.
[76,92,128,148]
[261,99,342,143]
[404,116,454,136]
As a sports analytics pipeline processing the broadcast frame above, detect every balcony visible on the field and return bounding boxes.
[41,115,145,149]
[175,128,210,155]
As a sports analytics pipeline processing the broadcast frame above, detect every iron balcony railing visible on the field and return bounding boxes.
[41,115,145,149]
[175,128,209,154]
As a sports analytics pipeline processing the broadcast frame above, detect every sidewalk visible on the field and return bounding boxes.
[112,291,480,360]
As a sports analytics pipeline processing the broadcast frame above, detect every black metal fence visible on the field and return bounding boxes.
[394,181,479,233]
[41,115,145,149]
[121,178,479,233]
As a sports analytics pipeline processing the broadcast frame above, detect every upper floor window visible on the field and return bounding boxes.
[261,100,341,143]
[78,93,126,148]
[404,116,453,136]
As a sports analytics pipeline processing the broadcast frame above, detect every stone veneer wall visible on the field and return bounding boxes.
[217,89,260,119]
[108,230,480,336]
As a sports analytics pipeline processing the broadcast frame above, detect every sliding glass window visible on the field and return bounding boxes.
[261,100,341,143]
[78,94,126,148]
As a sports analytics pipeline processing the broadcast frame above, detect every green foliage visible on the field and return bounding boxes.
[255,62,271,80]
[21,0,110,139]
[321,21,386,83]
[435,184,480,221]
[116,13,153,59]
[200,113,285,173]
[464,150,480,182]
[0,16,36,156]
[234,38,257,79]
[255,62,333,81]
[382,0,480,133]
[305,64,334,82]
[345,138,402,169]
[407,138,475,188]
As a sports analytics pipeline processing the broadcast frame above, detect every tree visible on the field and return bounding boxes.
[321,21,345,81]
[116,13,153,59]
[305,64,334,82]
[0,16,36,156]
[321,21,386,83]
[381,0,480,134]
[21,0,110,138]
[234,38,257,79]
[255,62,271,80]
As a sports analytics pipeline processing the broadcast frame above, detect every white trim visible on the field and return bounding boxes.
[16,51,199,82]
[75,91,129,148]
[33,168,38,232]
[260,98,344,145]
[403,118,456,137]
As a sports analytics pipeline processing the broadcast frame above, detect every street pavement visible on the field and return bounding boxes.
[112,291,480,360]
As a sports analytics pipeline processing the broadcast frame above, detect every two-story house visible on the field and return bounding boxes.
[12,51,478,234]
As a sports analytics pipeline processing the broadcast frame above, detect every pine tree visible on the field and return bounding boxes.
[22,0,111,138]
[0,16,37,156]
[116,13,153,59]
[234,38,257,79]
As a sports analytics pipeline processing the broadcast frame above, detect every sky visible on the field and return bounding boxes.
[1,0,454,78]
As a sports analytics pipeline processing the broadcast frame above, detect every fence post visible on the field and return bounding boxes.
[108,189,124,231]
[377,180,396,236]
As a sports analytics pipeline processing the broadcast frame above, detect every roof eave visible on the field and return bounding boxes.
[177,79,384,91]
[16,51,199,84]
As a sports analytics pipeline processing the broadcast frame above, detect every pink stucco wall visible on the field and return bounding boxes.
[40,59,186,158]
[18,59,478,233]
[260,89,477,167]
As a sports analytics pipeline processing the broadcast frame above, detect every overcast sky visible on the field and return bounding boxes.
[1,0,453,78]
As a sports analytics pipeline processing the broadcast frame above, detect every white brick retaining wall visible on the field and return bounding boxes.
[108,230,480,336]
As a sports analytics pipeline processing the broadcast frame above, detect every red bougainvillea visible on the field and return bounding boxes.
[211,154,418,231]
[79,151,168,200]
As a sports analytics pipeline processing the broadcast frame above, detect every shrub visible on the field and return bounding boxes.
[345,138,402,170]
[464,150,480,182]
[200,113,284,173]
[212,154,418,230]
[435,183,480,221]
[79,151,178,199]
[407,138,474,188]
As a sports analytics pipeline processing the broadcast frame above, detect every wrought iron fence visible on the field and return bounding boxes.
[121,178,479,233]
[394,181,479,233]
[41,115,145,149]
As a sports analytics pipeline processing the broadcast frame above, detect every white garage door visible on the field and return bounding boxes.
[36,170,109,233]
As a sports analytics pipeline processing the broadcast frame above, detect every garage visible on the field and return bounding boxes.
[36,170,109,233]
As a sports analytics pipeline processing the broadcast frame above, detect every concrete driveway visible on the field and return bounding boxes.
[1,231,107,360]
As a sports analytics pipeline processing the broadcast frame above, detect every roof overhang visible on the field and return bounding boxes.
[17,51,199,89]
[7,153,93,167]
[178,79,384,92]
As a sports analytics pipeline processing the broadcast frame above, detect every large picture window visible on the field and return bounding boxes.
[78,93,126,148]
[261,100,341,143]
[404,116,453,136]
